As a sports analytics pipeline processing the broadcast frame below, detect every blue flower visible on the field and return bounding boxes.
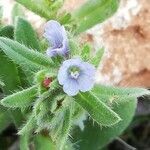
[44,20,69,57]
[58,58,96,96]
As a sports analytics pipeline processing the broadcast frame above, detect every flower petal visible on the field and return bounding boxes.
[63,79,79,96]
[62,58,82,68]
[58,58,96,95]
[58,65,68,85]
[57,40,69,56]
[46,41,69,57]
[81,62,96,77]
[78,74,95,92]
[44,20,64,48]
[62,26,68,41]
[46,48,57,57]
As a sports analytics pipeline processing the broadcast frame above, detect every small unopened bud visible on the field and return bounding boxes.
[42,77,52,88]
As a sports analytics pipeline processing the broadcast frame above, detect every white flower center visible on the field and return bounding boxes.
[70,71,80,79]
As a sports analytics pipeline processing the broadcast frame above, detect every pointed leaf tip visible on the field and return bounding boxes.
[74,91,121,126]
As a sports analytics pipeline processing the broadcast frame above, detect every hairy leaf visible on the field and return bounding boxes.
[34,134,55,150]
[92,84,150,98]
[74,0,119,33]
[0,25,23,127]
[0,25,14,39]
[0,106,11,133]
[56,105,73,150]
[90,48,104,67]
[0,51,20,93]
[0,37,54,71]
[81,44,91,61]
[20,134,30,150]
[15,0,53,19]
[0,25,29,88]
[18,114,36,135]
[14,17,41,51]
[1,86,37,108]
[72,98,137,150]
[74,92,121,126]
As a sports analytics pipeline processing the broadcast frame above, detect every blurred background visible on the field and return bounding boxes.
[0,0,150,149]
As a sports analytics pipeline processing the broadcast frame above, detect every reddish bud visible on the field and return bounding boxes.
[42,77,52,88]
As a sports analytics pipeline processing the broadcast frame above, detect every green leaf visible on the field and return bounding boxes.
[0,25,30,87]
[18,114,36,135]
[60,13,72,25]
[0,52,21,93]
[0,51,21,93]
[56,106,73,150]
[14,17,41,51]
[74,92,121,126]
[92,84,150,98]
[69,39,80,56]
[1,86,37,108]
[15,0,53,19]
[73,0,119,33]
[34,134,55,150]
[81,44,91,61]
[72,97,137,150]
[20,134,30,150]
[0,25,24,127]
[0,25,14,39]
[0,106,11,133]
[90,48,104,67]
[36,108,53,129]
[0,37,54,71]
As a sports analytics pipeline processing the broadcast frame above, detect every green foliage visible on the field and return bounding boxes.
[1,86,37,108]
[0,25,14,39]
[72,98,137,150]
[34,134,55,150]
[0,25,24,128]
[74,0,119,33]
[14,17,41,51]
[0,51,21,93]
[90,48,104,67]
[15,0,54,19]
[68,39,80,56]
[0,106,11,133]
[60,13,72,25]
[75,92,121,126]
[0,25,30,87]
[0,37,54,71]
[20,134,30,150]
[71,84,150,149]
[14,17,41,84]
[18,114,36,135]
[0,25,21,93]
[92,84,150,98]
[81,44,91,61]
[56,105,73,150]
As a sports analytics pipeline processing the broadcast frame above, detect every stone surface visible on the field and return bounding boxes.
[98,0,150,87]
